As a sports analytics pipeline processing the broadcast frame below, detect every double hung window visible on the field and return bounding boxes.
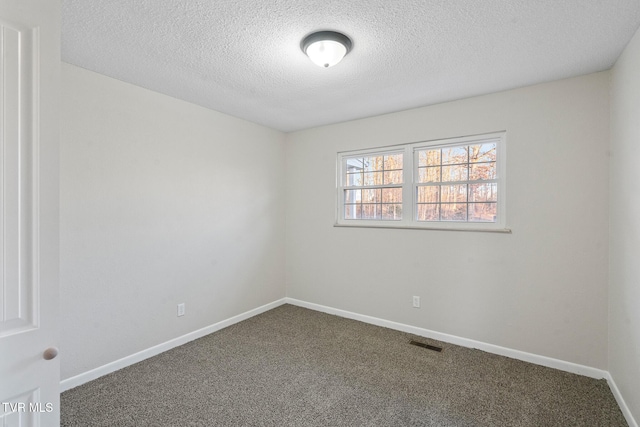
[336,132,506,231]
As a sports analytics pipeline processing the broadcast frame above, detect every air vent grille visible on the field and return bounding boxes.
[409,340,443,352]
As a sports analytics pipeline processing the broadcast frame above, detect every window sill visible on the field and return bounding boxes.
[334,222,512,233]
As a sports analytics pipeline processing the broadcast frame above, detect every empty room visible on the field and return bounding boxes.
[1,0,640,426]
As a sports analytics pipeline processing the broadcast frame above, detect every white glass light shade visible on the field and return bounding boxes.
[305,40,347,68]
[301,31,352,68]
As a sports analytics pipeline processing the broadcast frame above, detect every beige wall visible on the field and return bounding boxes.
[610,25,640,423]
[285,72,611,369]
[60,63,287,380]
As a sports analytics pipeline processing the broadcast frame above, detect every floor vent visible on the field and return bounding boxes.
[409,340,443,352]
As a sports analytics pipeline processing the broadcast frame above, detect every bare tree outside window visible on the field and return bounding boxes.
[416,143,497,222]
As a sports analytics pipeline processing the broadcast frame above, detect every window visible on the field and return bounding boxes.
[344,151,403,221]
[336,132,507,231]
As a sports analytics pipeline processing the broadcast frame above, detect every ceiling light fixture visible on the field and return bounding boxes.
[301,31,352,68]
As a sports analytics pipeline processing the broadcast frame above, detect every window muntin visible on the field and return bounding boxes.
[336,132,506,231]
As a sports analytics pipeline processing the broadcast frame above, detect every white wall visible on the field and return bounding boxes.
[610,26,640,422]
[60,63,286,380]
[286,72,610,369]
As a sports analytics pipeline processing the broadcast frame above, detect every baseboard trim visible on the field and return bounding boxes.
[287,299,640,426]
[605,372,639,427]
[60,298,287,392]
[285,298,608,379]
[285,298,639,427]
[60,297,637,427]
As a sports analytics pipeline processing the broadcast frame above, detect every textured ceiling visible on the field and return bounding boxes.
[62,0,640,132]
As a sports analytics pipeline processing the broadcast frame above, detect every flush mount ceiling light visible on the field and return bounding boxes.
[301,31,352,68]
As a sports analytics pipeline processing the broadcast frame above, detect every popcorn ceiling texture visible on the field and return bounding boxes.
[62,0,640,132]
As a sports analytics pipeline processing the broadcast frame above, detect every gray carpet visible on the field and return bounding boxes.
[61,304,627,426]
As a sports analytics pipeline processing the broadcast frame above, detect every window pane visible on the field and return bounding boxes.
[382,204,402,220]
[362,188,381,203]
[442,146,468,164]
[469,143,496,163]
[345,204,361,219]
[469,203,497,222]
[418,166,440,183]
[441,203,467,221]
[363,156,384,172]
[418,149,441,167]
[345,189,361,203]
[384,153,403,170]
[346,172,363,186]
[362,203,380,219]
[469,162,496,180]
[346,158,364,170]
[363,171,383,186]
[441,185,467,203]
[417,204,439,221]
[442,164,468,182]
[383,170,403,184]
[469,183,497,202]
[417,186,439,203]
[382,187,402,203]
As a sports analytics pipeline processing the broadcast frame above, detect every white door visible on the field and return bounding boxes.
[0,0,60,425]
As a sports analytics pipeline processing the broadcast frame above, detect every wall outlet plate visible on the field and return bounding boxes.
[177,303,185,317]
[412,296,420,308]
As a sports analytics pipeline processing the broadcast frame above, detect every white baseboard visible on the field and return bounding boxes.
[60,296,637,427]
[286,298,639,426]
[605,372,639,427]
[285,298,608,379]
[60,298,287,392]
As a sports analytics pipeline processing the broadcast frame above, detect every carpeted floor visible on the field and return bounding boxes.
[61,304,627,426]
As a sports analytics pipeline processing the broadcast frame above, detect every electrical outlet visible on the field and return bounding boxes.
[177,303,185,317]
[412,296,420,308]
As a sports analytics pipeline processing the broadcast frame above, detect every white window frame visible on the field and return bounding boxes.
[335,131,508,232]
